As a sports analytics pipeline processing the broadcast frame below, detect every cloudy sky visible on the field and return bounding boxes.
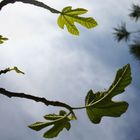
[0,0,140,140]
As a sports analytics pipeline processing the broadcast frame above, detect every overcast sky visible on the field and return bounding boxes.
[0,0,140,140]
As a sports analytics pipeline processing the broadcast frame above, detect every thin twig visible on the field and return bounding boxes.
[0,68,10,75]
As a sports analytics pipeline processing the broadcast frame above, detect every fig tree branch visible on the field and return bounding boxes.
[0,88,73,112]
[0,0,61,13]
[0,68,10,75]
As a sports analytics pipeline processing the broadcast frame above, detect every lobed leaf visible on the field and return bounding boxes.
[57,6,97,35]
[29,110,72,138]
[85,64,132,124]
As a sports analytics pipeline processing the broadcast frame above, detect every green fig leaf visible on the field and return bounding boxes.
[57,6,97,35]
[85,64,132,124]
[29,110,72,138]
[0,35,8,44]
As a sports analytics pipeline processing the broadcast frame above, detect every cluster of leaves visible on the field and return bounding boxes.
[129,4,140,21]
[114,23,130,42]
[114,4,140,62]
[29,64,131,138]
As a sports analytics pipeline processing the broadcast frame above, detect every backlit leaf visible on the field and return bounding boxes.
[0,35,8,44]
[29,110,72,138]
[85,64,132,124]
[57,6,97,35]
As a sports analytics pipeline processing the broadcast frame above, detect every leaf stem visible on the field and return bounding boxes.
[72,106,86,110]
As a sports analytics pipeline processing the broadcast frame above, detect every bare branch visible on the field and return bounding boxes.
[0,67,24,75]
[0,88,73,112]
[0,0,61,13]
[0,68,10,75]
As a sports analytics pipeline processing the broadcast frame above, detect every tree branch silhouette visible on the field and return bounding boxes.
[0,88,73,112]
[113,4,140,63]
[0,67,25,75]
[0,0,60,13]
[0,68,10,75]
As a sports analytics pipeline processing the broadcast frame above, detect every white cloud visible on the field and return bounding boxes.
[0,0,140,140]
